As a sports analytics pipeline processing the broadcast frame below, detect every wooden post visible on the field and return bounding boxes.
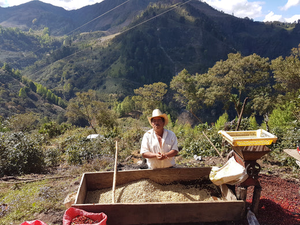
[236,186,247,201]
[112,140,118,203]
[236,97,248,131]
[252,185,262,215]
[202,131,225,162]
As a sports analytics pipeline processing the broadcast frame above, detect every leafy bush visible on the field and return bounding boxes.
[65,135,117,165]
[176,123,223,158]
[194,122,210,132]
[0,116,9,132]
[249,115,259,130]
[179,135,220,158]
[44,147,62,167]
[66,145,83,165]
[6,113,39,132]
[215,112,228,131]
[0,132,45,177]
[268,103,295,131]
[173,123,195,140]
[39,122,71,138]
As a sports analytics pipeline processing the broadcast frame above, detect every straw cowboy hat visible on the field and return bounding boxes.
[148,109,168,126]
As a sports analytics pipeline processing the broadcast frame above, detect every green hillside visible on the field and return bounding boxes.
[20,1,300,101]
[0,25,62,69]
[0,66,65,120]
[0,0,300,122]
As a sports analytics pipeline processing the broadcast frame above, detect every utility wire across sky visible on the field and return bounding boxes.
[20,0,193,82]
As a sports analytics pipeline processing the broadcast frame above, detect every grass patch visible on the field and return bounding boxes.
[0,176,80,225]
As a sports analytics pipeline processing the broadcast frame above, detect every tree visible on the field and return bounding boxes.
[115,96,135,117]
[268,102,296,131]
[19,88,27,98]
[36,84,47,97]
[65,90,117,133]
[203,53,271,118]
[133,82,167,113]
[2,63,11,72]
[8,113,38,132]
[215,112,229,131]
[170,69,205,121]
[42,27,49,36]
[271,51,300,94]
[269,46,300,126]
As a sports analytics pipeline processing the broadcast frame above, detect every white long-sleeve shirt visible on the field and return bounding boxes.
[140,128,178,169]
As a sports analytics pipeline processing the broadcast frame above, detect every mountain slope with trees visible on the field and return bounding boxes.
[13,0,300,103]
[1,0,300,123]
[0,66,65,122]
[0,2,300,224]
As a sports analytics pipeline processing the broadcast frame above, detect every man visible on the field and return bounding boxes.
[140,109,178,169]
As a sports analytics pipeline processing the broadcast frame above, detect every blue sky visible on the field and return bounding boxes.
[0,0,300,23]
[204,0,300,22]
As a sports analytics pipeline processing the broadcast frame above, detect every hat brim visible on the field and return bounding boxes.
[148,114,168,126]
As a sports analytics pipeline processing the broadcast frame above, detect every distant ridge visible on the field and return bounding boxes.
[1,0,300,105]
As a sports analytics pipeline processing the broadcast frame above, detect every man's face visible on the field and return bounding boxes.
[151,117,164,132]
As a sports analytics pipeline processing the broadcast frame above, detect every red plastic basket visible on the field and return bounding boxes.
[63,207,107,225]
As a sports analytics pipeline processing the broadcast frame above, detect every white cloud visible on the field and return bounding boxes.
[284,14,300,23]
[263,11,300,23]
[41,0,102,10]
[204,0,264,19]
[0,0,103,10]
[3,0,30,7]
[263,11,284,22]
[280,0,300,11]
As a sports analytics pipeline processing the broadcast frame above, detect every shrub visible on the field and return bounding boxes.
[268,103,295,131]
[0,132,45,177]
[214,112,228,131]
[39,122,71,138]
[249,115,259,130]
[6,113,39,132]
[44,147,62,167]
[64,135,116,165]
[179,129,223,158]
[66,145,83,165]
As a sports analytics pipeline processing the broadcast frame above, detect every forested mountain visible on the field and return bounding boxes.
[21,0,300,98]
[1,0,300,119]
[0,66,65,119]
[0,0,159,35]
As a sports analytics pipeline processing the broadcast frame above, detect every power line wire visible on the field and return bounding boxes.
[120,0,192,35]
[8,0,133,68]
[66,0,131,36]
[25,0,193,85]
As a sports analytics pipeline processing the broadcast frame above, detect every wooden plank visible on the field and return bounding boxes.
[82,167,212,190]
[73,168,245,224]
[73,201,245,225]
[284,149,300,161]
[76,174,87,204]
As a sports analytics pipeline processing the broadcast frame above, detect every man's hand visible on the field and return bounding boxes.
[156,152,169,160]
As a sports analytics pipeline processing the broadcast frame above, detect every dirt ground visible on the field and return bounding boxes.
[2,155,299,225]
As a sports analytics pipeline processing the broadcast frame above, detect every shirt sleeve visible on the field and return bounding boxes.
[163,130,178,152]
[171,132,179,151]
[140,132,150,154]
